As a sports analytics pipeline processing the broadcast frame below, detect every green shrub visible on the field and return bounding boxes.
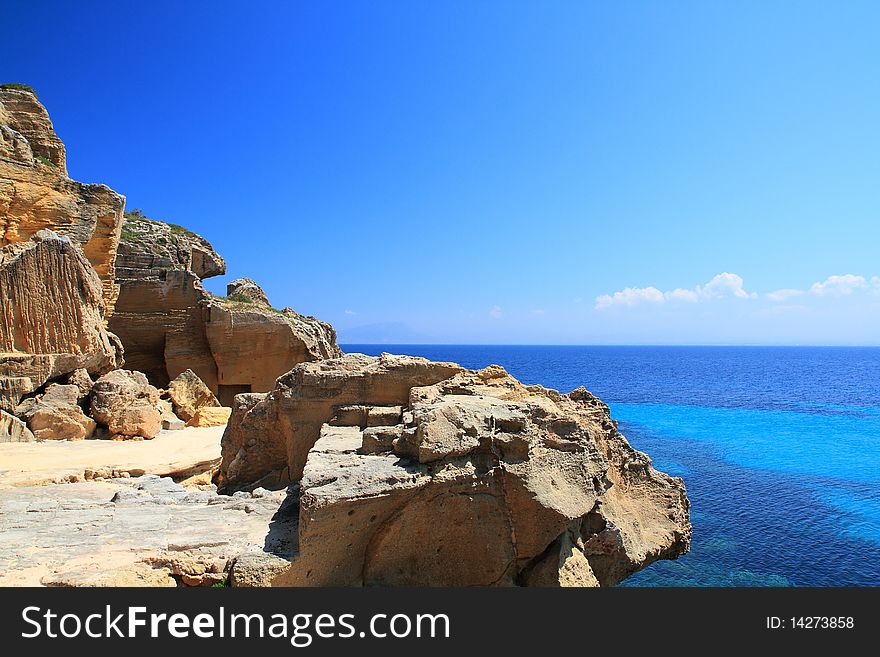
[1,83,37,98]
[166,222,198,238]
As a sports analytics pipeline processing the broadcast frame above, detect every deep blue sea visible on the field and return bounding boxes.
[342,345,880,587]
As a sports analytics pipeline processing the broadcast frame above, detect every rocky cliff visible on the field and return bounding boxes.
[109,212,341,404]
[218,353,691,586]
[0,230,122,410]
[0,87,125,315]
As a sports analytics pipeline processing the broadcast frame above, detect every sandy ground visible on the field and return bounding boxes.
[0,425,225,488]
[0,476,295,586]
[0,424,298,587]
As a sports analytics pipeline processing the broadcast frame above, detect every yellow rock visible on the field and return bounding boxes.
[186,406,231,427]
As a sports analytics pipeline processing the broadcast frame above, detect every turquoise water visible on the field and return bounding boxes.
[343,345,880,586]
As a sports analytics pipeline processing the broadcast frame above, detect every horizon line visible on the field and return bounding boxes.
[338,343,880,348]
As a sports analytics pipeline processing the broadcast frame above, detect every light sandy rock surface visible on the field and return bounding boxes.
[0,88,125,314]
[229,549,292,587]
[0,425,225,487]
[0,475,296,586]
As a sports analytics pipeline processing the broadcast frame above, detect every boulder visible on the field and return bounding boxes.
[166,369,220,421]
[186,406,232,427]
[230,551,291,587]
[16,384,95,441]
[0,232,122,410]
[65,368,94,401]
[226,278,270,306]
[90,370,161,439]
[108,213,341,404]
[216,353,463,492]
[0,88,125,314]
[227,357,691,587]
[0,408,35,442]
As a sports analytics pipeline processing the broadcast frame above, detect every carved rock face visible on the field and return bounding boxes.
[110,214,341,403]
[0,232,122,410]
[0,88,125,315]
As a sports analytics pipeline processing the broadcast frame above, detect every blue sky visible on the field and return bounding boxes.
[4,1,880,344]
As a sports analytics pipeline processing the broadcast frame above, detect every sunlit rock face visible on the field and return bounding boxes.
[0,231,122,411]
[218,353,692,587]
[0,88,126,315]
[109,212,341,403]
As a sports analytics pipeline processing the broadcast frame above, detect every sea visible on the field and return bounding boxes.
[342,345,880,587]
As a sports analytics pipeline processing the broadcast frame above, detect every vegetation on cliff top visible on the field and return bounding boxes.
[123,208,198,240]
[207,291,287,316]
[121,209,203,259]
[0,83,38,98]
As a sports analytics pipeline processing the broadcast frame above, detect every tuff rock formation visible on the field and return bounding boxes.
[15,383,96,441]
[109,212,341,405]
[0,408,34,442]
[217,353,691,587]
[0,230,122,410]
[217,353,463,492]
[0,87,125,314]
[226,277,270,306]
[166,369,220,422]
[186,406,232,428]
[90,369,162,440]
[65,368,94,402]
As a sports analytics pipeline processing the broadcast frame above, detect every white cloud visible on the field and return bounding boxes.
[344,309,357,315]
[766,288,805,302]
[595,272,755,310]
[532,309,546,316]
[665,288,700,302]
[697,272,757,300]
[489,305,503,319]
[595,286,665,310]
[809,274,867,297]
